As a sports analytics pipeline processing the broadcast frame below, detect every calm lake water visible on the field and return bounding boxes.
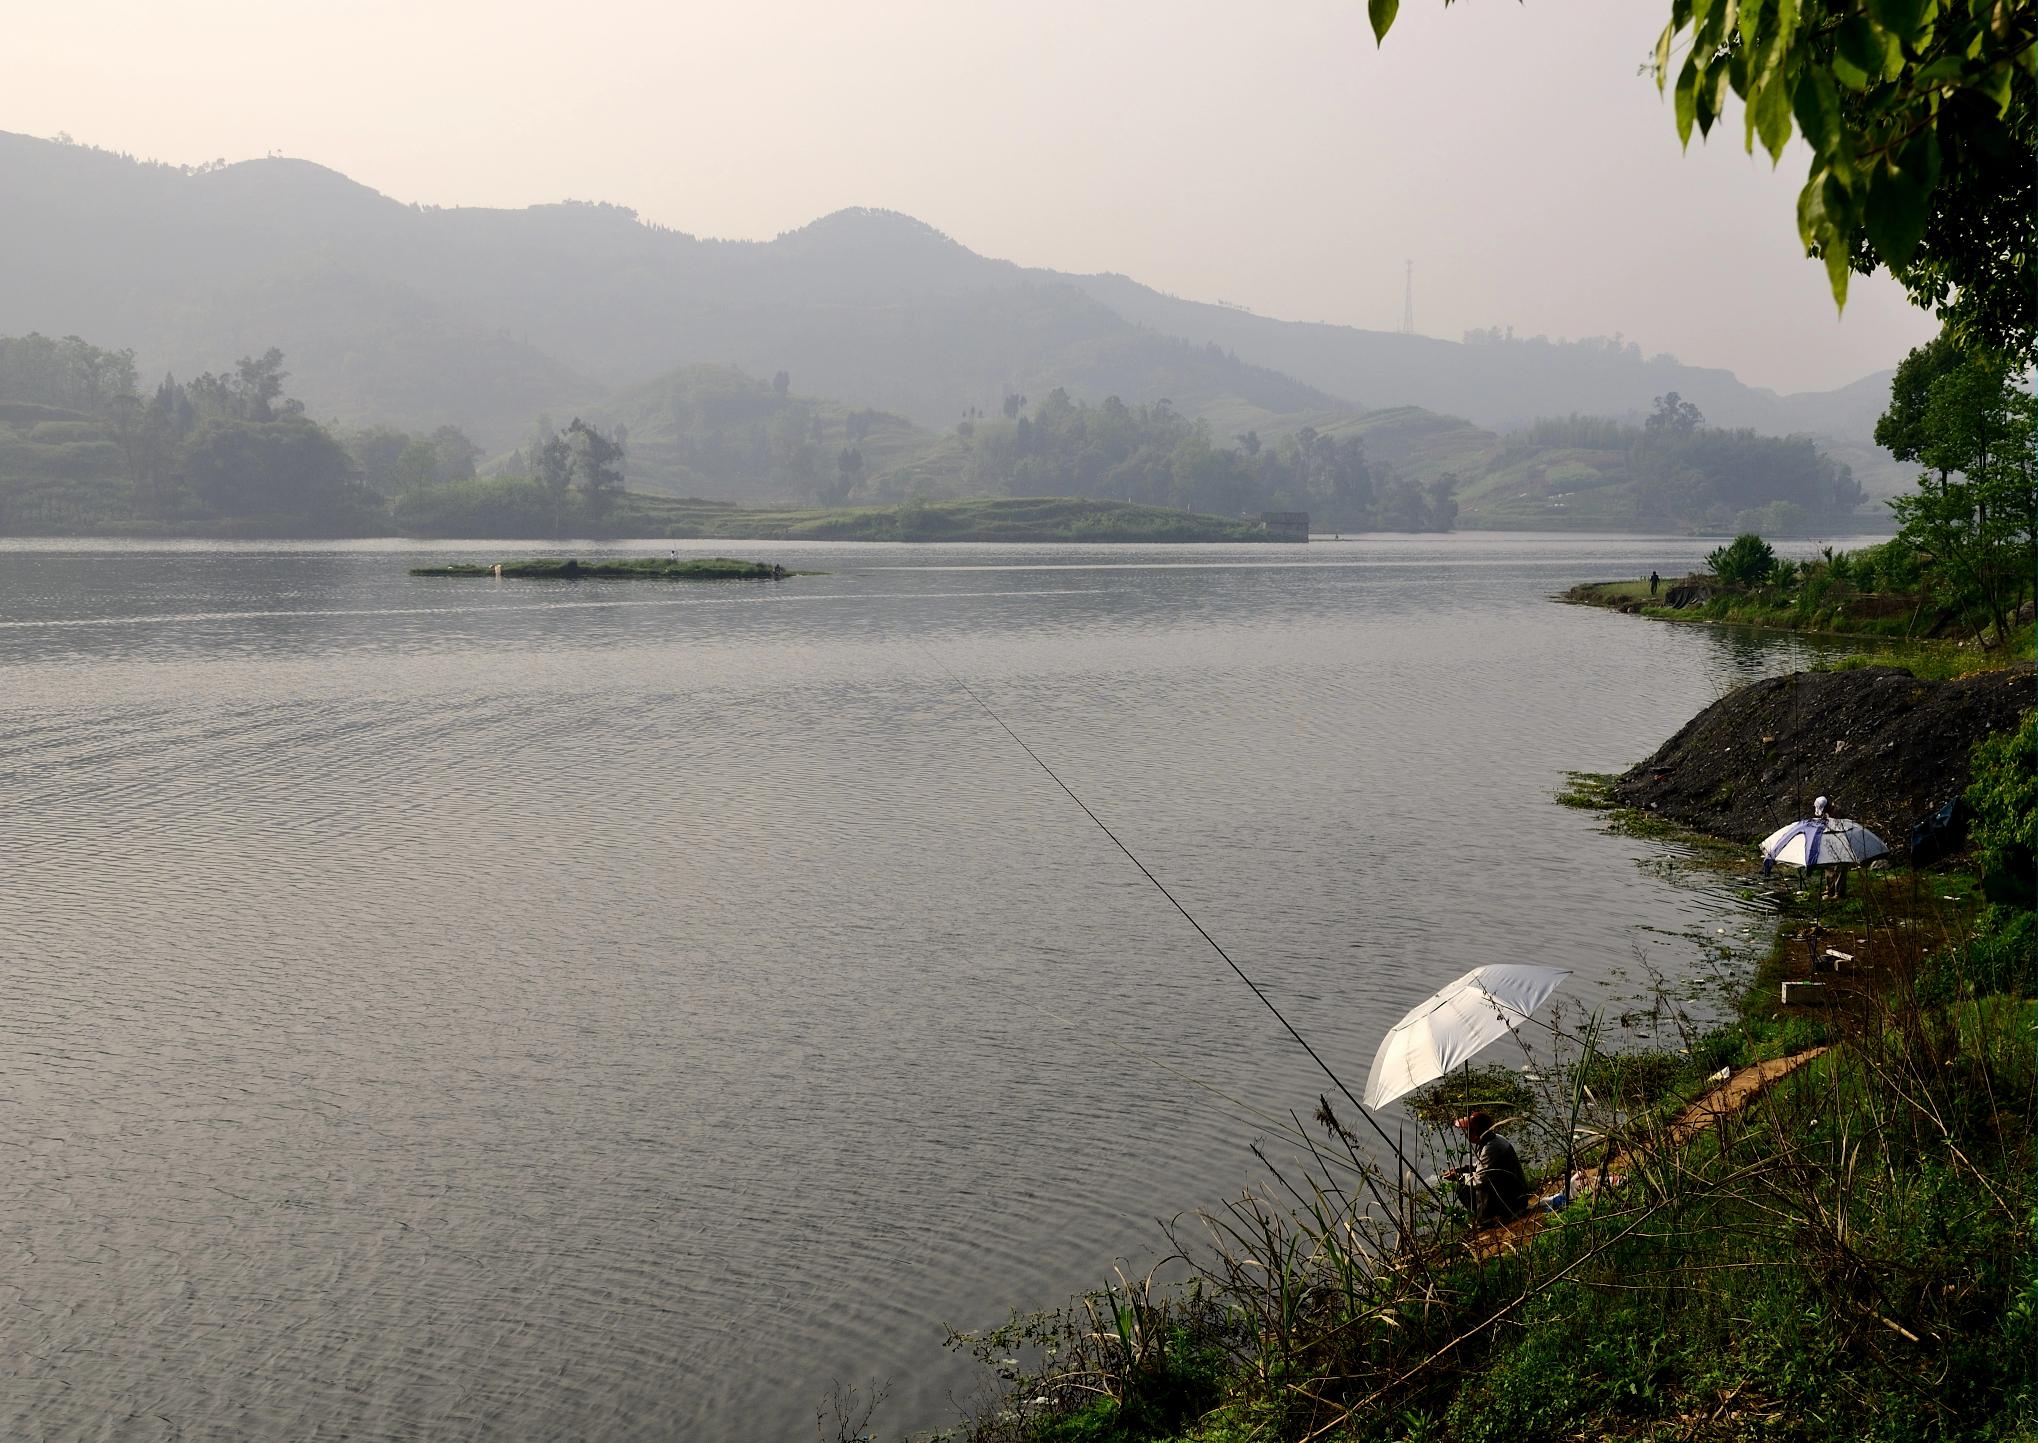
[0,533,1877,1441]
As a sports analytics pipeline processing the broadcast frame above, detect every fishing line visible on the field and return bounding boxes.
[920,644,1435,1197]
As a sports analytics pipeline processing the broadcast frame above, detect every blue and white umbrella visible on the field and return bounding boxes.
[1760,815,1888,874]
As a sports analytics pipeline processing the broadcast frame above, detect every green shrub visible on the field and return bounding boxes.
[1920,907,2037,1004]
[1706,532,1777,587]
[1966,710,2035,910]
[1689,1025,1747,1075]
[1405,1065,1537,1128]
[1578,1049,1686,1106]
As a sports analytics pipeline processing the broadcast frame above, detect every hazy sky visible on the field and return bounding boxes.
[7,0,1939,393]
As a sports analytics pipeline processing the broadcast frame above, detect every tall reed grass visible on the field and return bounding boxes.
[945,874,2034,1443]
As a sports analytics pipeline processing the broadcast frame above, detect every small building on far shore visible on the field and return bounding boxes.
[1260,511,1310,543]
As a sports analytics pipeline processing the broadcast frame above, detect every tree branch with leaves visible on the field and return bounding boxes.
[1369,0,2035,355]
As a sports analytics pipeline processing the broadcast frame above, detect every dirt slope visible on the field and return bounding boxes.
[1608,663,2033,855]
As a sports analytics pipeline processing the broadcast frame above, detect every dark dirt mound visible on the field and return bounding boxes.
[1610,663,2034,854]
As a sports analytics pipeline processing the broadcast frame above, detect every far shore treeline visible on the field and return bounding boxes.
[3,329,1877,541]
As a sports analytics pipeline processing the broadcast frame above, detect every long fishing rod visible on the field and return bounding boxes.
[921,645,1437,1200]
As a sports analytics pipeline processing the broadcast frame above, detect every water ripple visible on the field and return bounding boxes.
[0,534,1861,1441]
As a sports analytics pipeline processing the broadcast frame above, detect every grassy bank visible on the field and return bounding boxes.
[1564,576,2037,682]
[1564,573,1926,639]
[928,731,2034,1443]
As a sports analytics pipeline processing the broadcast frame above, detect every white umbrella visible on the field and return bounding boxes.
[1760,816,1888,873]
[1363,963,1571,1109]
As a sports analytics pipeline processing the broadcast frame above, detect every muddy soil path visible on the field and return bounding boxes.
[1467,1047,1829,1259]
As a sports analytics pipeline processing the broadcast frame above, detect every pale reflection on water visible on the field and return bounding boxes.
[0,534,1874,1441]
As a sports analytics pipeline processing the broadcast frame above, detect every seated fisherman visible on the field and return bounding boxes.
[1442,1111,1531,1225]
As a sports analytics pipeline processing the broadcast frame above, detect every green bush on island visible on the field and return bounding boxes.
[1704,532,1776,588]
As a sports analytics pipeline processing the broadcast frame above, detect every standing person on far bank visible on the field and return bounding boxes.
[1812,795,1851,899]
[1443,1111,1530,1225]
[1649,570,1661,596]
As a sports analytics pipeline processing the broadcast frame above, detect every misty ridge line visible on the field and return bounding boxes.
[1,130,1905,538]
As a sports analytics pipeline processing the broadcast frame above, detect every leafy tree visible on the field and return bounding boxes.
[0,334,139,414]
[1645,392,1704,438]
[833,444,865,502]
[1169,432,1251,516]
[346,424,479,495]
[345,426,414,495]
[428,425,480,482]
[1370,1,2036,352]
[1426,472,1461,530]
[1873,331,1967,462]
[233,348,292,422]
[1706,532,1777,587]
[534,433,574,535]
[395,438,441,493]
[177,415,361,523]
[1884,353,2035,642]
[565,417,625,522]
[106,392,179,515]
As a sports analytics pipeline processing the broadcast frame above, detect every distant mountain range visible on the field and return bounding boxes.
[0,130,1910,502]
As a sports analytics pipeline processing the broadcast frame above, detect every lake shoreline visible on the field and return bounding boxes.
[939,649,2034,1442]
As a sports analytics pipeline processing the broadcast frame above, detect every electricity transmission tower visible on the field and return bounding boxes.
[1399,259,1415,336]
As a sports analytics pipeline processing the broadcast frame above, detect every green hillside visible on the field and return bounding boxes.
[1292,402,1872,535]
[0,130,1904,480]
[553,366,1455,530]
[0,331,1875,541]
[566,362,958,502]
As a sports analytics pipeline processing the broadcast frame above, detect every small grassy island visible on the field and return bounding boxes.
[409,556,799,580]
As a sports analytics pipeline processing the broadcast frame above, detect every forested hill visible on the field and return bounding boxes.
[1064,275,1898,446]
[0,328,1869,539]
[1,130,1896,480]
[0,133,1334,444]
